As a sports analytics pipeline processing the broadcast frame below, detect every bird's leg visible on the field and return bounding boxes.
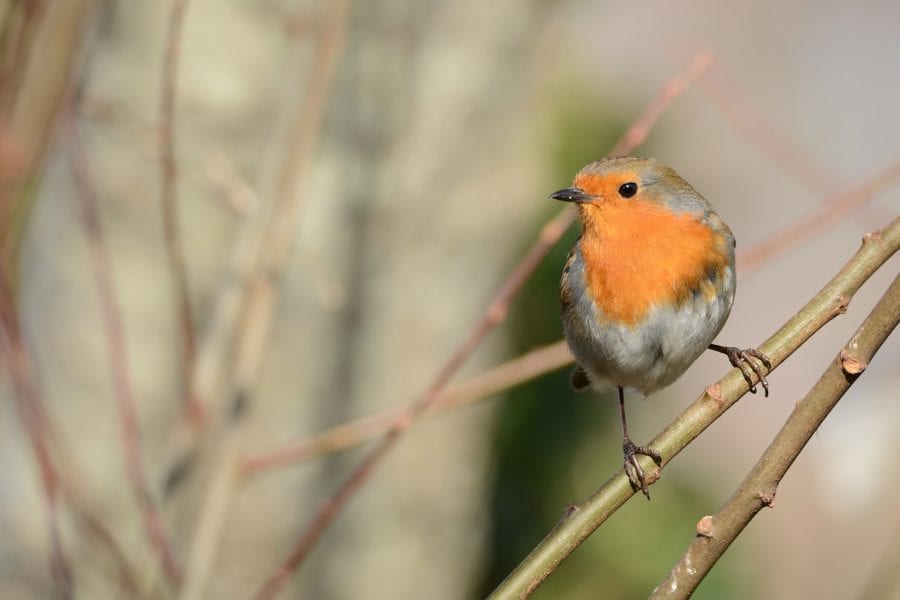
[708,343,772,397]
[618,386,661,500]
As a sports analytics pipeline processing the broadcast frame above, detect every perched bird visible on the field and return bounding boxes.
[552,157,770,499]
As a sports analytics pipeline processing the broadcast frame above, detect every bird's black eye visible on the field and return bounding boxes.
[618,182,638,198]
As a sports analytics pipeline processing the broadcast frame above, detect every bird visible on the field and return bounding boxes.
[552,156,770,499]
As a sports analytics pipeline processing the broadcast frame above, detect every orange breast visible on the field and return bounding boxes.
[579,198,729,326]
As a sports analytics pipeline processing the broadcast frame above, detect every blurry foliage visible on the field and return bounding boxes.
[478,92,756,599]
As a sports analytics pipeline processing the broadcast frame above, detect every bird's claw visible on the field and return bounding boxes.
[623,437,662,500]
[723,346,771,397]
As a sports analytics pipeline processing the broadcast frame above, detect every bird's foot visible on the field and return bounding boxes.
[718,346,772,397]
[623,437,662,500]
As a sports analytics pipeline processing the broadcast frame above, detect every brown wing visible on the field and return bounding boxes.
[559,244,578,312]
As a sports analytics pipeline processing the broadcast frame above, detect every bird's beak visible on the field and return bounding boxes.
[550,187,594,203]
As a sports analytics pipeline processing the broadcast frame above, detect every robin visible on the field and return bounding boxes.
[552,157,770,499]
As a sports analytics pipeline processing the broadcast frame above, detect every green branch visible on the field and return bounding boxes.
[489,216,899,599]
[651,272,899,599]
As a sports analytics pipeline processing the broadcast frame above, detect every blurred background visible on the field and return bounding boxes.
[1,0,898,598]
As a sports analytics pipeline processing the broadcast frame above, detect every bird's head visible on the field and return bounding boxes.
[550,157,710,224]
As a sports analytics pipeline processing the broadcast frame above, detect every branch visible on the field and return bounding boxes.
[239,340,573,474]
[60,480,142,597]
[159,0,200,420]
[67,93,181,584]
[0,279,72,598]
[176,3,350,599]
[0,2,96,594]
[488,216,900,599]
[699,67,841,196]
[253,51,715,600]
[651,272,900,599]
[737,160,900,273]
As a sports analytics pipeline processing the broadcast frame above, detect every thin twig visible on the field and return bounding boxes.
[651,273,900,599]
[487,217,900,599]
[737,160,900,273]
[700,68,841,196]
[0,277,72,598]
[253,51,715,600]
[0,1,43,109]
[239,340,573,474]
[610,51,715,157]
[0,2,104,595]
[67,93,182,583]
[159,0,200,420]
[176,3,350,599]
[60,482,142,597]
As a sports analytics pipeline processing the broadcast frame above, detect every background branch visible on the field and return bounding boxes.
[240,340,572,474]
[159,0,199,420]
[488,216,900,599]
[737,161,900,273]
[0,1,95,594]
[0,292,72,598]
[651,272,900,599]
[699,67,842,196]
[176,4,350,599]
[67,92,181,584]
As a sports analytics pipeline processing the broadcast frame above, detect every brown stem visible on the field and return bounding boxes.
[699,67,841,196]
[488,217,899,599]
[67,94,182,584]
[737,160,900,273]
[159,0,201,420]
[651,273,900,599]
[176,3,351,599]
[239,340,573,474]
[0,278,72,598]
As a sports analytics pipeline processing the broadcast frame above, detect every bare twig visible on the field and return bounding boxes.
[651,273,900,600]
[700,67,841,196]
[60,482,141,597]
[0,1,44,108]
[487,217,900,599]
[176,3,350,599]
[610,51,714,156]
[240,340,573,474]
[0,278,72,598]
[0,2,95,595]
[0,0,94,282]
[66,95,181,584]
[159,0,200,420]
[737,160,900,273]
[253,51,715,600]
